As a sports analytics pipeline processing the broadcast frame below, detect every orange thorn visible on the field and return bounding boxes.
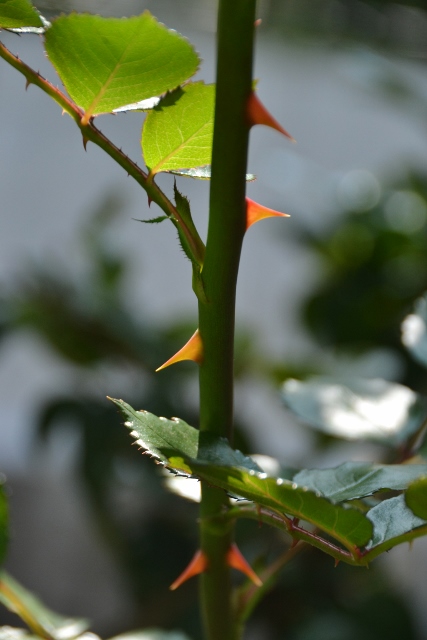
[255,18,262,27]
[226,543,262,587]
[334,559,340,568]
[247,92,295,141]
[246,197,290,230]
[156,329,203,372]
[169,550,208,590]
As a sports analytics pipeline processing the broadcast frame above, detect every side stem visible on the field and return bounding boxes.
[198,2,257,639]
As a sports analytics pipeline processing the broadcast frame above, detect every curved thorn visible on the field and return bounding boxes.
[247,92,295,141]
[246,197,290,229]
[226,543,262,587]
[156,329,203,371]
[82,135,89,151]
[169,549,208,590]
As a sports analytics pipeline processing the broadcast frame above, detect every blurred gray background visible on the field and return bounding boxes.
[1,1,427,638]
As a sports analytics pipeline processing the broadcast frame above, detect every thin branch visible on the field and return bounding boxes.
[0,39,204,262]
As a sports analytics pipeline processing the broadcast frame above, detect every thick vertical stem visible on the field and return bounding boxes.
[198,1,257,639]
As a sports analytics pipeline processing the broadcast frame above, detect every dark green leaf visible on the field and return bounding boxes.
[405,476,427,519]
[169,460,372,549]
[0,0,43,28]
[0,572,88,640]
[44,13,199,118]
[282,376,427,446]
[138,216,169,224]
[142,83,214,177]
[293,462,427,503]
[366,495,426,549]
[168,167,256,182]
[0,480,7,566]
[110,398,260,472]
[401,294,427,369]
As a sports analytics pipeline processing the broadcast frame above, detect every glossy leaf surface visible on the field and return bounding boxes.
[0,482,7,566]
[169,460,373,549]
[168,167,256,182]
[142,83,214,177]
[0,572,88,640]
[405,476,427,519]
[401,293,427,369]
[44,13,199,118]
[282,376,427,446]
[0,0,42,28]
[294,462,427,503]
[366,495,427,549]
[110,398,260,472]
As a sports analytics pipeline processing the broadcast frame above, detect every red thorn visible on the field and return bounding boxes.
[169,550,208,591]
[82,136,89,151]
[226,544,262,587]
[246,197,290,230]
[255,18,262,27]
[247,92,295,141]
[290,538,299,549]
[334,559,340,568]
[156,329,203,372]
[147,196,153,208]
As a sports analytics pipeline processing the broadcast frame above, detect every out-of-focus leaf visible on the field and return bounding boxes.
[366,495,427,549]
[169,460,372,549]
[110,398,260,472]
[0,572,89,640]
[401,294,427,369]
[168,167,256,182]
[0,628,40,640]
[0,479,7,566]
[44,13,199,118]
[282,377,427,446]
[109,630,192,640]
[142,83,214,177]
[0,0,42,28]
[405,476,427,519]
[293,462,427,503]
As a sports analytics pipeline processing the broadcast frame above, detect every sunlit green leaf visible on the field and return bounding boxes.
[110,398,260,472]
[142,83,214,177]
[169,460,372,549]
[366,495,427,549]
[44,12,199,118]
[282,376,427,446]
[401,293,427,369]
[293,462,427,503]
[0,628,40,640]
[169,167,256,182]
[0,480,7,566]
[0,0,42,28]
[405,476,427,519]
[0,572,88,640]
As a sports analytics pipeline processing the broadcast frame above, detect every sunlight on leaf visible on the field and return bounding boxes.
[405,476,427,519]
[282,376,427,446]
[366,495,427,549]
[402,293,427,369]
[142,83,214,177]
[0,0,42,28]
[109,631,192,640]
[44,12,199,119]
[168,167,256,181]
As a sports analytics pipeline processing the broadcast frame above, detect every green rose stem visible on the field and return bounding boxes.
[197,1,256,639]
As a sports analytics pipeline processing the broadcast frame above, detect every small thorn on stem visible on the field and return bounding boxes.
[25,79,31,91]
[247,92,295,141]
[169,549,208,591]
[290,538,299,549]
[147,195,153,208]
[156,329,203,371]
[246,197,290,229]
[255,18,262,27]
[226,543,262,587]
[82,135,89,151]
[334,559,340,568]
